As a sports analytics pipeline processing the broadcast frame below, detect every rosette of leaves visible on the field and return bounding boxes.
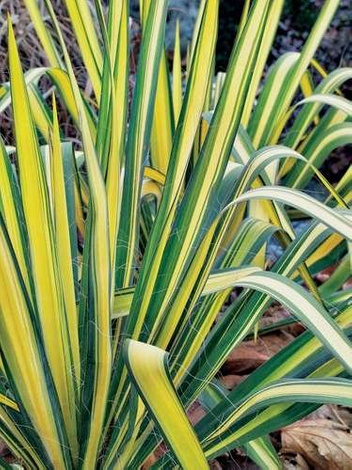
[0,0,351,468]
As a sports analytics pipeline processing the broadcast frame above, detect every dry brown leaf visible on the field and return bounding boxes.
[220,374,247,390]
[261,305,305,336]
[223,343,268,374]
[142,444,166,469]
[283,453,310,470]
[282,418,352,469]
[336,407,352,429]
[224,331,294,375]
[209,460,222,469]
[0,440,8,457]
[188,401,206,425]
[307,404,352,428]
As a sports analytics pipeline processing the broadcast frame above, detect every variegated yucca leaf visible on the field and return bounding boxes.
[0,0,351,468]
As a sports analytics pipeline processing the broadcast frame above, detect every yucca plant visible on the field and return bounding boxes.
[0,0,351,468]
